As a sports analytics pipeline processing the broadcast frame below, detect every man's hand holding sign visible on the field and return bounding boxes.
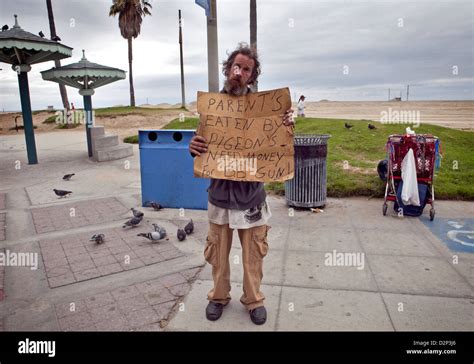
[192,87,295,182]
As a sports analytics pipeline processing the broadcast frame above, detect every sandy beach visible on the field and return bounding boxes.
[0,106,195,140]
[0,100,472,140]
[298,100,473,131]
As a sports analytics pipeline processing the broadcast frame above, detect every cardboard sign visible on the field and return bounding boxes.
[194,87,294,182]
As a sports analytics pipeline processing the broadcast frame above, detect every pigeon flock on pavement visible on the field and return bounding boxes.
[53,173,196,244]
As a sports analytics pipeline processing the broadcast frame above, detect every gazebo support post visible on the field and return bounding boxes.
[80,89,94,157]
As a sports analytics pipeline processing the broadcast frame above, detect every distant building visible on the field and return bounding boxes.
[390,97,402,102]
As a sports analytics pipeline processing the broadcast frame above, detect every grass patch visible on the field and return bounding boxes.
[294,118,473,200]
[94,106,187,118]
[32,109,55,115]
[162,117,200,129]
[125,116,473,199]
[43,115,57,124]
[265,182,285,196]
[124,135,139,144]
[56,123,80,129]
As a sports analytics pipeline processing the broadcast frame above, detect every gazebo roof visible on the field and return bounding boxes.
[41,50,126,89]
[0,15,72,65]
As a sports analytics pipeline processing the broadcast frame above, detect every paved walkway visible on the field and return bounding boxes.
[0,131,472,331]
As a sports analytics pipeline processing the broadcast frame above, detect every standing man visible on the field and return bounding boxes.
[189,43,294,325]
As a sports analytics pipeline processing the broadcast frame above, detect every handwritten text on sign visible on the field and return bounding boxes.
[194,88,294,182]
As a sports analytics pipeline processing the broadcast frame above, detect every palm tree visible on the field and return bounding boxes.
[250,0,257,91]
[46,0,70,110]
[109,0,152,107]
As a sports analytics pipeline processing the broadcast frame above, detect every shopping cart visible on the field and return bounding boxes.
[383,134,440,221]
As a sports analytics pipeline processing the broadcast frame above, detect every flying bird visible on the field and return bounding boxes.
[177,229,186,241]
[122,216,142,228]
[137,231,165,242]
[62,173,75,181]
[53,189,72,198]
[184,219,194,235]
[344,122,353,129]
[90,233,105,244]
[38,31,44,38]
[131,208,144,218]
[2,25,8,32]
[368,123,376,130]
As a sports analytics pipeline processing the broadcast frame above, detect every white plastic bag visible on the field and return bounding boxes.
[401,148,420,206]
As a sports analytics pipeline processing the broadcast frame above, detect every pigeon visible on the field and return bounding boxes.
[38,31,44,38]
[137,231,165,242]
[131,208,144,218]
[122,216,143,228]
[2,25,8,32]
[152,223,167,237]
[51,35,61,41]
[146,201,163,210]
[53,189,72,198]
[344,122,353,129]
[177,229,186,241]
[184,219,194,235]
[368,123,376,130]
[90,233,105,244]
[62,173,75,181]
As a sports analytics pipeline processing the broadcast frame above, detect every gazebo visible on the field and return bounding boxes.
[0,14,72,164]
[41,50,126,157]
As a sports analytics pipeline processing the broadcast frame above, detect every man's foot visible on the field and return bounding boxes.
[206,302,225,321]
[249,306,267,325]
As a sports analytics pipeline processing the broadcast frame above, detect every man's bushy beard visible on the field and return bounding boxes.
[224,77,250,96]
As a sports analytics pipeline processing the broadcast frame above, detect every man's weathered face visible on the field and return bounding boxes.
[224,53,255,96]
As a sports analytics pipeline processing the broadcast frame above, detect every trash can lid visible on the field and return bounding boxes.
[294,134,331,145]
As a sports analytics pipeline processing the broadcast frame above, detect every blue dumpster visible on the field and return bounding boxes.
[139,129,209,210]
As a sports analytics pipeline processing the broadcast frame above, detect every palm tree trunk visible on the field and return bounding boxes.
[128,37,135,107]
[55,60,70,110]
[46,0,70,110]
[250,0,258,91]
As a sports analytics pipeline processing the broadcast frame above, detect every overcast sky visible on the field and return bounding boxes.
[0,0,473,111]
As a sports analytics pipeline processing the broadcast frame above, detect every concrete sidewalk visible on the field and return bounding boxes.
[0,131,472,331]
